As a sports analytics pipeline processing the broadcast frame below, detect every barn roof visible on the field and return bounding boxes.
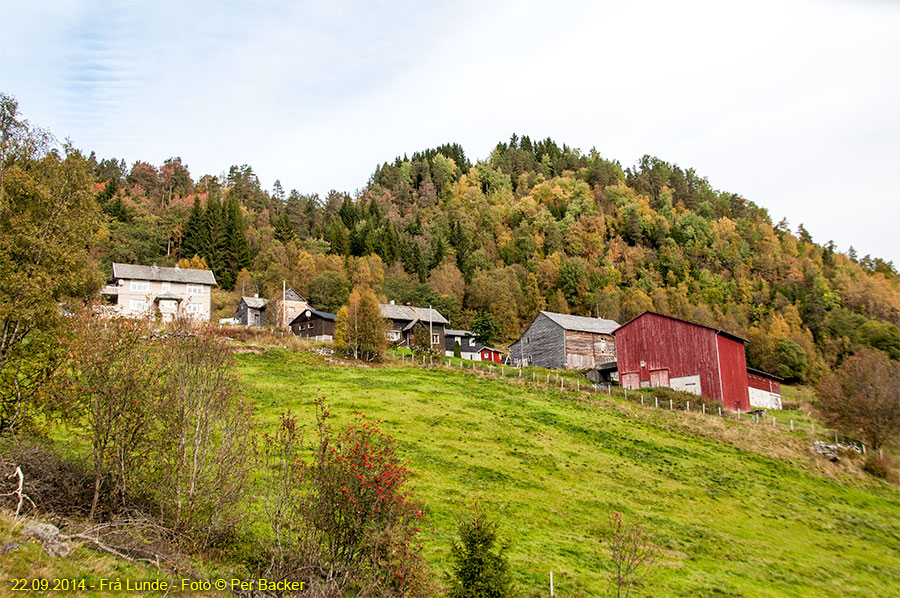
[112,262,217,286]
[379,303,449,325]
[747,367,783,381]
[615,311,747,343]
[241,296,268,309]
[540,311,619,334]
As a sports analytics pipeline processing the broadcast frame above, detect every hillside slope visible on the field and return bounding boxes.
[238,350,900,598]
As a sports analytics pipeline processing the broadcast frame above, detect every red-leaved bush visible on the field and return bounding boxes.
[263,397,431,597]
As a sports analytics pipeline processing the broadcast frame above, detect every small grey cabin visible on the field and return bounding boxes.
[508,311,619,369]
[237,295,268,326]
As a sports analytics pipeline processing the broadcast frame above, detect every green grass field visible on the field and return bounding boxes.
[237,349,900,598]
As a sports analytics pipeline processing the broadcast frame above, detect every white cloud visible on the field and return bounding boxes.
[3,0,899,263]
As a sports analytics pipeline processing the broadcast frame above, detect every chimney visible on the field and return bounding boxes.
[389,300,395,305]
[254,293,259,299]
[151,262,158,270]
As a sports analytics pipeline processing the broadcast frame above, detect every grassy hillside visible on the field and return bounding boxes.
[238,349,900,598]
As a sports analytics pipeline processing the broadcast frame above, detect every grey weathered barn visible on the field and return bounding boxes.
[508,311,619,369]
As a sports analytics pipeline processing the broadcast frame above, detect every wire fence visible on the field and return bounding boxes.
[388,349,881,458]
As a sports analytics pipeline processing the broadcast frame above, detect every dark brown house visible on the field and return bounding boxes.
[290,308,337,340]
[380,302,448,349]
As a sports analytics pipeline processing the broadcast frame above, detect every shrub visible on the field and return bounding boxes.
[263,398,430,596]
[863,455,890,479]
[816,349,900,450]
[446,502,514,598]
[602,511,658,598]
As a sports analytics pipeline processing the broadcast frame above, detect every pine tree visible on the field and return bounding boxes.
[274,212,296,242]
[181,197,208,260]
[204,194,226,285]
[220,195,250,290]
[447,505,513,598]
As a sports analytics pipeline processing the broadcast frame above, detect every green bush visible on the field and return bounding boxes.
[447,504,514,598]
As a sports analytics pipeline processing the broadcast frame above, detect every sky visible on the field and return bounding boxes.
[4,0,900,264]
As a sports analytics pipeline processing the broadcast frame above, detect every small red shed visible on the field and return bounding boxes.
[747,368,782,410]
[614,311,751,412]
[480,347,503,364]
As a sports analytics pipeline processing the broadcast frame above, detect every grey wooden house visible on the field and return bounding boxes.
[508,311,619,369]
[237,295,268,326]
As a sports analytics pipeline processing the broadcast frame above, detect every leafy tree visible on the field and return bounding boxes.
[816,349,900,449]
[447,503,514,598]
[335,287,388,361]
[1,103,102,432]
[471,313,500,348]
[774,338,809,382]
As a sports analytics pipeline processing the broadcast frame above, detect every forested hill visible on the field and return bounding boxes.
[90,134,900,384]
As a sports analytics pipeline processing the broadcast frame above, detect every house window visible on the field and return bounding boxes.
[130,280,149,292]
[525,338,530,345]
[186,302,202,313]
[432,334,439,345]
[388,330,401,342]
[288,306,295,314]
[159,300,177,311]
[307,323,313,329]
[161,282,171,293]
[129,298,147,312]
[186,284,205,295]
[468,338,474,347]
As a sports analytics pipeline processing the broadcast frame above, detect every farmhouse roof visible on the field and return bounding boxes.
[284,288,305,302]
[445,329,474,337]
[379,303,449,325]
[241,296,268,309]
[308,308,337,321]
[540,311,619,334]
[112,262,216,286]
[615,311,747,344]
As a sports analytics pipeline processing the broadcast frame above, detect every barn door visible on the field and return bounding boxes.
[650,369,670,388]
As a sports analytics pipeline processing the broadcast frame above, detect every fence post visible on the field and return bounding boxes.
[811,423,815,435]
[625,388,628,400]
[502,366,504,376]
[772,416,776,426]
[862,444,866,455]
[790,420,794,431]
[655,397,658,408]
[560,377,564,390]
[702,403,705,415]
[738,412,741,421]
[687,401,690,412]
[577,380,580,392]
[669,399,673,410]
[641,396,644,406]
[880,449,884,458]
[834,432,838,443]
[547,373,550,383]
[718,406,722,416]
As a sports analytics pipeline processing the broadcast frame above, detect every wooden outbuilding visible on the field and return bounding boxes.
[445,329,484,360]
[508,311,619,369]
[290,308,337,341]
[480,347,504,364]
[614,311,751,412]
[237,295,268,326]
[747,368,783,410]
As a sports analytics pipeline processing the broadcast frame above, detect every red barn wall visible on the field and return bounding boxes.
[615,313,724,403]
[716,334,750,411]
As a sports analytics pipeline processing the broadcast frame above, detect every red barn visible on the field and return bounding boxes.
[747,368,782,410]
[614,311,751,412]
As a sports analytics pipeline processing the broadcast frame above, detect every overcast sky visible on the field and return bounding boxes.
[5,0,899,264]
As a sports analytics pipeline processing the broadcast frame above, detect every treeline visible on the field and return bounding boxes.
[76,115,900,384]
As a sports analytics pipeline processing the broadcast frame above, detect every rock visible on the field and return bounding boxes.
[22,523,70,558]
[1,541,21,554]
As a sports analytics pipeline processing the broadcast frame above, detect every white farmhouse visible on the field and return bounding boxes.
[101,262,217,322]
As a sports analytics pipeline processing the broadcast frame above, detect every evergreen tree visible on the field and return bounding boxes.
[325,218,350,255]
[274,212,295,242]
[204,194,226,284]
[221,195,251,290]
[181,197,208,260]
[447,505,513,598]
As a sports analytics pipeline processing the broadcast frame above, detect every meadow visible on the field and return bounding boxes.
[237,349,900,598]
